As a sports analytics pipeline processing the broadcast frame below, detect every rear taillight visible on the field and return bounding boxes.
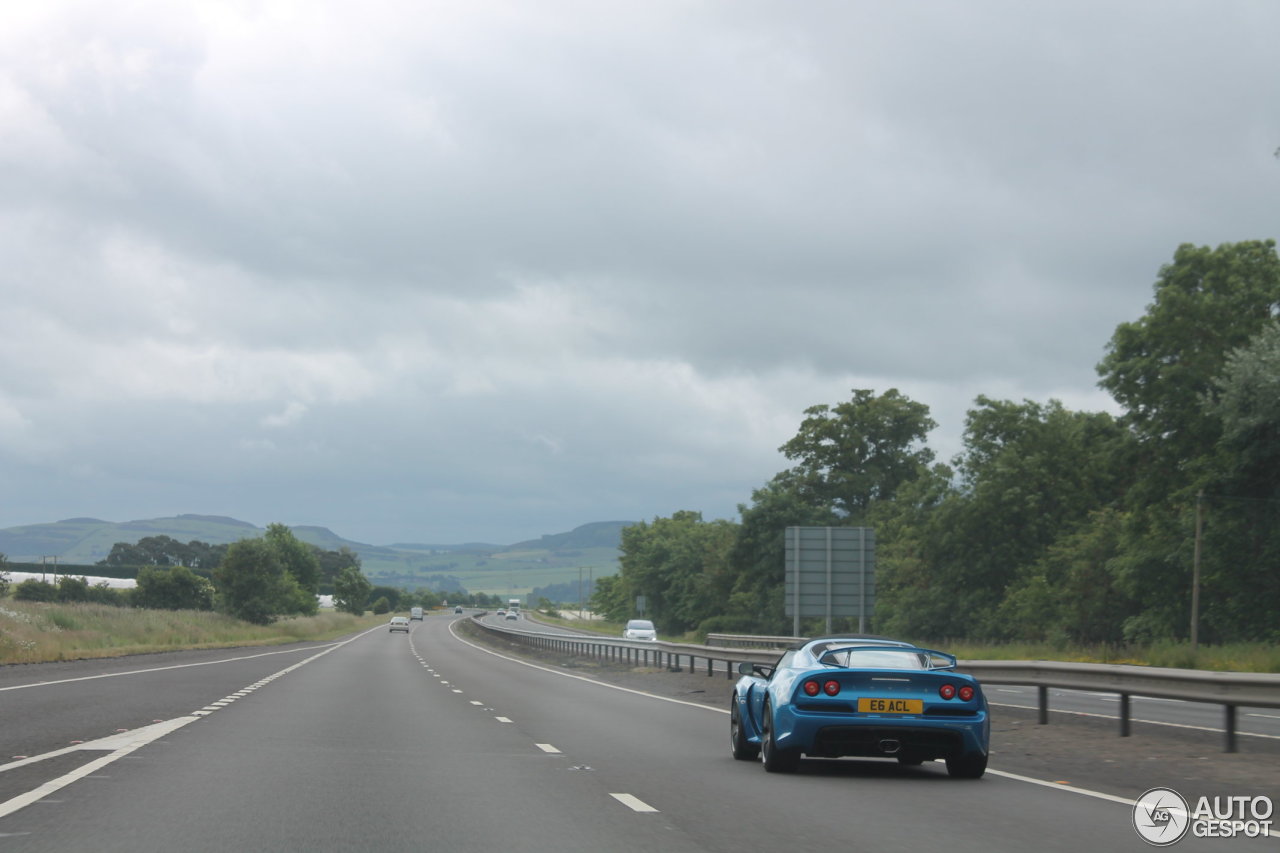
[958,685,975,702]
[803,680,821,696]
[823,680,840,696]
[938,683,957,700]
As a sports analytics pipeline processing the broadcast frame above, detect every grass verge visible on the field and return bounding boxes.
[0,600,390,665]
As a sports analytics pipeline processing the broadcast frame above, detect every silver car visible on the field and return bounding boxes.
[389,616,410,633]
[623,619,656,641]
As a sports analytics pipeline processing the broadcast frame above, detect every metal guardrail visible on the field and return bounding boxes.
[959,659,1280,752]
[474,620,1280,753]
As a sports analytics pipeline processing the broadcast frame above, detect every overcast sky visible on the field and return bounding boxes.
[2,1,1277,546]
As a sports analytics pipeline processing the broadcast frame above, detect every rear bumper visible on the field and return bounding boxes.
[776,706,989,761]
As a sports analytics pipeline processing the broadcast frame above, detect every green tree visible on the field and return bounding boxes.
[777,388,936,523]
[1191,321,1280,641]
[367,585,402,612]
[1098,240,1280,481]
[729,472,838,634]
[333,565,373,615]
[0,552,9,598]
[1096,239,1280,640]
[264,523,320,616]
[611,511,738,636]
[135,566,216,611]
[214,538,305,625]
[874,398,1131,640]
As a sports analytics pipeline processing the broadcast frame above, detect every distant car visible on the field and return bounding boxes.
[454,606,464,614]
[505,611,518,621]
[623,619,657,641]
[730,636,989,778]
[496,609,506,617]
[389,616,410,633]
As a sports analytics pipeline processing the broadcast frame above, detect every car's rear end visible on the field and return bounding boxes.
[777,661,989,765]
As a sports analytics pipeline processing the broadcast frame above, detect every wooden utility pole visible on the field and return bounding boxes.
[1191,490,1203,652]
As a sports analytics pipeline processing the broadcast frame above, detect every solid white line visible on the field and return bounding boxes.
[0,717,200,819]
[610,793,658,813]
[984,772,1279,841]
[0,645,342,692]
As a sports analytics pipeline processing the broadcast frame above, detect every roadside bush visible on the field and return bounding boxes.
[371,596,391,615]
[56,577,91,603]
[13,579,57,602]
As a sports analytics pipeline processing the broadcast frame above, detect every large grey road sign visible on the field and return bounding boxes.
[784,526,875,634]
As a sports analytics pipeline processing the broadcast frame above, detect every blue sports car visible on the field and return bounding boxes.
[730,637,989,777]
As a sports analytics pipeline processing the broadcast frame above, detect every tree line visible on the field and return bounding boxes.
[592,239,1280,646]
[1,525,381,624]
[0,528,515,623]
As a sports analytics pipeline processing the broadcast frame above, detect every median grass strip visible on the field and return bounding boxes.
[0,601,389,665]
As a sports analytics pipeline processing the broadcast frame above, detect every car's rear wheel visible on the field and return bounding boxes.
[730,700,760,761]
[759,700,799,773]
[945,752,987,779]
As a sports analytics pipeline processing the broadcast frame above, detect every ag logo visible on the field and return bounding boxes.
[1133,787,1190,846]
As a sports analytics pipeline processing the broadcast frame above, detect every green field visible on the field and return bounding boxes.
[362,545,620,597]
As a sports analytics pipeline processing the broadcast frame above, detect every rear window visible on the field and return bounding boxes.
[820,648,931,669]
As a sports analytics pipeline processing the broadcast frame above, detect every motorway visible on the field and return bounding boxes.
[0,612,1275,852]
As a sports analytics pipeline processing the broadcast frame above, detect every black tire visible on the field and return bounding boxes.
[759,700,800,773]
[945,752,988,779]
[730,700,760,761]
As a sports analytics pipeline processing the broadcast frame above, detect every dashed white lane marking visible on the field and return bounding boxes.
[610,793,658,813]
[535,744,561,754]
[470,701,484,706]
[495,716,513,723]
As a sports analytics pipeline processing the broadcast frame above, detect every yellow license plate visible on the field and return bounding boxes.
[858,697,923,714]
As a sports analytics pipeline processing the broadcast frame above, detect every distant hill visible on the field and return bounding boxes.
[0,516,635,597]
[507,521,635,552]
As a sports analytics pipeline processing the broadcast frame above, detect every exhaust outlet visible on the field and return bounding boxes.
[879,738,901,755]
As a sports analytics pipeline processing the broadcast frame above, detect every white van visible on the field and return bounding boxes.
[410,607,424,621]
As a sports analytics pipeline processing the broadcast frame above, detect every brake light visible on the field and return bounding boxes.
[958,685,975,702]
[938,683,957,700]
[803,680,821,696]
[823,680,840,696]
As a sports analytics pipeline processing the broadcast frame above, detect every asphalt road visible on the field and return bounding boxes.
[1,614,1276,852]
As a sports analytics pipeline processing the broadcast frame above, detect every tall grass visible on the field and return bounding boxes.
[0,601,388,665]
